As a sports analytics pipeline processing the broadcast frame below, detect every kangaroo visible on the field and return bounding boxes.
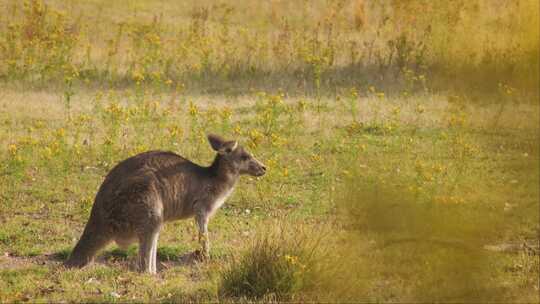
[64,134,266,274]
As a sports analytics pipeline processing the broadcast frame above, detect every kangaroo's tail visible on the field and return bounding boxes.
[64,217,110,268]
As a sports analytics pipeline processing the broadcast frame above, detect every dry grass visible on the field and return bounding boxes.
[0,0,537,95]
[0,0,538,302]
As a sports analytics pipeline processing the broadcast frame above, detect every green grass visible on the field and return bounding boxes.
[0,0,539,302]
[0,85,537,302]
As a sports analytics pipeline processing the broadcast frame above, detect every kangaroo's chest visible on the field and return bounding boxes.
[208,187,234,216]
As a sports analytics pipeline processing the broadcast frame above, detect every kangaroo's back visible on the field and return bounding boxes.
[100,150,192,189]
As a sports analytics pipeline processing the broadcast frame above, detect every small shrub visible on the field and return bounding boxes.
[218,225,322,301]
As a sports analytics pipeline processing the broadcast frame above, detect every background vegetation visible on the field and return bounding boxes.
[0,0,538,302]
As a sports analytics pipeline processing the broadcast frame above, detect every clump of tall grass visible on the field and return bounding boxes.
[218,224,324,301]
[327,173,513,302]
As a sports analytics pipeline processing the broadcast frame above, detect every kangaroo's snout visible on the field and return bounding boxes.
[251,159,266,177]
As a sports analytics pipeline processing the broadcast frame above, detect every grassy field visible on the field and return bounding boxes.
[0,0,539,302]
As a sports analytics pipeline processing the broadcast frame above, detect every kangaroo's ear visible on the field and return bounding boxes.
[218,140,238,154]
[208,134,238,154]
[208,134,226,151]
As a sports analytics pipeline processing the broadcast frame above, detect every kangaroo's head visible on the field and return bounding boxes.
[208,134,266,177]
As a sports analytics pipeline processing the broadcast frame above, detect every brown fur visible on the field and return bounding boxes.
[65,134,266,273]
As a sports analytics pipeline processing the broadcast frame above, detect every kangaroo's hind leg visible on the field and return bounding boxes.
[137,228,160,274]
[150,231,159,273]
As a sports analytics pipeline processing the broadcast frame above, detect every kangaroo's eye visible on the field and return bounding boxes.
[241,154,249,161]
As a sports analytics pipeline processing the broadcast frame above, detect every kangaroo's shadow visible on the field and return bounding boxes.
[48,246,205,272]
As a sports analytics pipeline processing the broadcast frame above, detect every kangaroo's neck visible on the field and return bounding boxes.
[208,154,239,189]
